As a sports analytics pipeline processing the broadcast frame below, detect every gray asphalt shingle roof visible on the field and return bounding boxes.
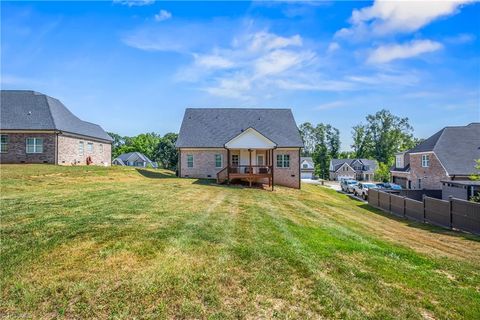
[330,158,377,173]
[176,108,304,148]
[1,90,112,142]
[409,123,480,175]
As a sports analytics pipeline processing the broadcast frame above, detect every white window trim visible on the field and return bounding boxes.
[421,154,430,168]
[276,154,290,168]
[231,154,239,166]
[79,141,84,155]
[0,134,8,153]
[187,154,194,168]
[87,142,94,153]
[26,137,44,154]
[215,154,223,168]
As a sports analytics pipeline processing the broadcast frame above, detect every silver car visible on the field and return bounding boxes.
[353,182,378,200]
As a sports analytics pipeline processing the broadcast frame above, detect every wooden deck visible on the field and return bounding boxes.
[217,165,273,190]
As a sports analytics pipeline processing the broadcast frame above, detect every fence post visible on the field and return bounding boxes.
[449,195,453,230]
[403,196,406,218]
[422,194,426,223]
[388,193,392,213]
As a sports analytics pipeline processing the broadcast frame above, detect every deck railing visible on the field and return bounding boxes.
[228,165,272,175]
[216,166,229,184]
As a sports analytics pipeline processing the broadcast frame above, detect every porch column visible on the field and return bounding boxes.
[227,148,230,184]
[248,149,252,187]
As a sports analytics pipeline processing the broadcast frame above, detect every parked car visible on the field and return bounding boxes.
[341,179,358,193]
[353,182,378,200]
[376,182,402,191]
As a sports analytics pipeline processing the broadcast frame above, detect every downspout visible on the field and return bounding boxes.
[177,149,181,177]
[298,148,301,189]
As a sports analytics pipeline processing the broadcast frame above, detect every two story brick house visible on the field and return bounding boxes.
[0,90,112,165]
[391,123,480,190]
[176,108,304,189]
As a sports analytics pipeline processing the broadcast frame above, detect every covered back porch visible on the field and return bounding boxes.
[216,127,277,190]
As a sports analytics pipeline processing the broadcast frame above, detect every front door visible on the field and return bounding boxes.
[257,154,264,166]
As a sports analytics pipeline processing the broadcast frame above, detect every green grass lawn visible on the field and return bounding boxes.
[1,165,479,319]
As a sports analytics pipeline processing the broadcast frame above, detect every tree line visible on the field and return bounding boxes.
[108,132,178,170]
[299,109,422,181]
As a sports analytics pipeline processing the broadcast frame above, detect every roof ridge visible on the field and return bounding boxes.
[186,107,292,111]
[43,95,58,130]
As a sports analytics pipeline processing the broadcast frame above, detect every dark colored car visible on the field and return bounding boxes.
[376,182,402,191]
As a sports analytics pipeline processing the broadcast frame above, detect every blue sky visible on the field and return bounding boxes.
[2,0,479,150]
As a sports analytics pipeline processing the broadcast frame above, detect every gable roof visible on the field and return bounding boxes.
[116,152,152,163]
[114,152,158,168]
[330,158,377,173]
[0,90,112,142]
[176,108,303,148]
[408,123,480,175]
[300,157,314,166]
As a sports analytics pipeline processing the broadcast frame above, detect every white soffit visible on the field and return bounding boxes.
[225,127,277,149]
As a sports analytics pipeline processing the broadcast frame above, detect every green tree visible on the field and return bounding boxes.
[108,132,128,159]
[338,151,356,159]
[374,162,391,182]
[326,125,340,159]
[313,144,330,180]
[351,109,415,165]
[299,122,316,156]
[299,122,340,177]
[156,133,178,170]
[469,159,480,202]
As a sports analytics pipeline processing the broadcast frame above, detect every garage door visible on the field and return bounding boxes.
[301,172,313,179]
[337,175,353,181]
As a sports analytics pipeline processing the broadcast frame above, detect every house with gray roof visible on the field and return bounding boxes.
[391,123,480,189]
[300,157,315,179]
[329,158,377,181]
[176,108,304,189]
[113,152,158,168]
[0,90,112,165]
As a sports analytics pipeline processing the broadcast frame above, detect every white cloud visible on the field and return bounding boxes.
[194,54,234,69]
[247,32,302,52]
[444,33,476,44]
[314,101,346,110]
[113,0,155,7]
[327,42,340,53]
[154,10,172,22]
[337,0,474,38]
[367,39,443,64]
[254,49,314,77]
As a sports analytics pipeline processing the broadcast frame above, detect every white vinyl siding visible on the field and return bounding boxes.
[26,138,43,153]
[0,134,8,153]
[276,154,290,168]
[421,154,430,167]
[187,154,194,168]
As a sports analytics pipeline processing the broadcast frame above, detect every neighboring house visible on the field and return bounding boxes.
[0,90,112,165]
[329,159,377,181]
[300,157,315,179]
[176,108,304,189]
[391,123,480,190]
[113,152,158,168]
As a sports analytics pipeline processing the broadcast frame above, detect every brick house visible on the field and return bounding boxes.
[175,108,304,189]
[391,123,480,190]
[0,90,112,165]
[329,159,377,181]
